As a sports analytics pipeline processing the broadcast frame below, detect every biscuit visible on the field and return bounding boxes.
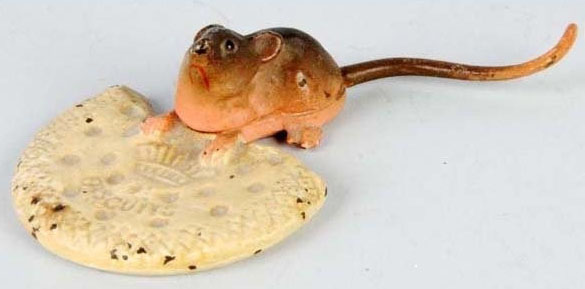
[11,86,326,274]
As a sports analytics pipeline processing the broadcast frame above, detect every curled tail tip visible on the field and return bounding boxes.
[567,23,578,34]
[558,23,578,54]
[565,23,578,47]
[544,23,578,69]
[562,23,578,46]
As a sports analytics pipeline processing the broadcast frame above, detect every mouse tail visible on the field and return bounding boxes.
[341,24,577,88]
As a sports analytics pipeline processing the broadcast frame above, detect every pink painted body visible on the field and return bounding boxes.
[174,26,347,153]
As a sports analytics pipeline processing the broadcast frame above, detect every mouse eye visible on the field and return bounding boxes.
[223,39,237,53]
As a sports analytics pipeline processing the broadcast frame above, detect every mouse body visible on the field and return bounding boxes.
[141,23,577,155]
[175,26,346,150]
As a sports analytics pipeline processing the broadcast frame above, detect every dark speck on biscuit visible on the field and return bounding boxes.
[163,255,175,265]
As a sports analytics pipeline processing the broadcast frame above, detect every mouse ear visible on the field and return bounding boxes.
[252,31,283,62]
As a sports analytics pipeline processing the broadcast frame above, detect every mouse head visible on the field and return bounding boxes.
[182,25,283,97]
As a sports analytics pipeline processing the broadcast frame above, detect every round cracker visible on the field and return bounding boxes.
[11,86,326,275]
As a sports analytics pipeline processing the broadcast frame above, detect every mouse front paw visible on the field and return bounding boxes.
[201,131,239,158]
[286,126,323,149]
[141,111,177,135]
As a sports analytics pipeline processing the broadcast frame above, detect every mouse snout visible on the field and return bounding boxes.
[190,39,210,55]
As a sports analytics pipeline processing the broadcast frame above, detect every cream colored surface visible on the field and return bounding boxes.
[10,86,326,275]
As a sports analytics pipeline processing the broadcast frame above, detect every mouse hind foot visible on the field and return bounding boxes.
[285,126,323,149]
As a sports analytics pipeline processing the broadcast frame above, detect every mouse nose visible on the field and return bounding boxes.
[191,39,209,55]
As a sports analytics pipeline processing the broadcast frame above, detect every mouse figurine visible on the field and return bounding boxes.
[142,23,577,156]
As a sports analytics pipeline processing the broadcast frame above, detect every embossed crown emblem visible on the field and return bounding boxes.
[135,142,193,186]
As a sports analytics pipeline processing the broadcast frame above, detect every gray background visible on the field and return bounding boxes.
[1,1,584,288]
